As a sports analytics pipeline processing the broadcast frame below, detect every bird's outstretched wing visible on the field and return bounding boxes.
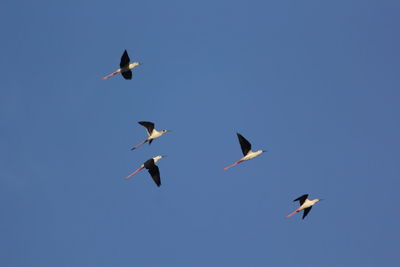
[143,158,161,187]
[294,194,308,205]
[148,165,161,187]
[120,50,130,68]
[302,207,312,219]
[237,133,252,156]
[121,70,132,80]
[139,121,155,135]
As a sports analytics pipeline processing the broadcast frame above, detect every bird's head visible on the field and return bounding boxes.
[161,129,170,135]
[153,155,166,163]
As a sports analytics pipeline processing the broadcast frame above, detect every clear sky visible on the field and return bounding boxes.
[1,0,400,266]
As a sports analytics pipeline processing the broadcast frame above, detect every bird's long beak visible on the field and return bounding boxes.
[262,150,267,152]
[161,155,167,158]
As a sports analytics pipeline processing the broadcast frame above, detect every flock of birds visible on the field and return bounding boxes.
[100,50,322,220]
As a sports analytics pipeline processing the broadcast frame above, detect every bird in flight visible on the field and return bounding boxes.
[285,194,321,219]
[131,121,170,150]
[101,50,141,80]
[223,133,266,170]
[124,155,166,187]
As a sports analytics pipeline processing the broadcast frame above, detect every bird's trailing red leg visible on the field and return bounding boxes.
[223,160,243,171]
[125,166,144,180]
[100,71,118,80]
[285,209,300,219]
[131,139,148,151]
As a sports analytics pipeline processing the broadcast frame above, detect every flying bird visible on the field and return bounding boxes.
[285,194,321,219]
[223,133,266,170]
[124,155,165,187]
[101,50,141,80]
[131,121,170,150]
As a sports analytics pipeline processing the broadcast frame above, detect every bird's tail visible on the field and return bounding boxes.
[285,209,300,219]
[131,139,148,151]
[100,71,118,80]
[124,166,144,180]
[223,160,242,171]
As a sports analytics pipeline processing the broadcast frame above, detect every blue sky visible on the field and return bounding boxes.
[1,0,400,266]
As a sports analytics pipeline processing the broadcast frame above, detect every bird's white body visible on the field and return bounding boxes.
[241,150,264,161]
[129,62,140,70]
[298,199,319,211]
[148,129,167,140]
[118,62,140,73]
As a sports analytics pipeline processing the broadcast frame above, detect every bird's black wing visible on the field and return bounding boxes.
[121,70,132,80]
[237,133,252,156]
[138,121,155,135]
[148,165,161,187]
[294,194,308,205]
[120,50,130,68]
[302,207,312,219]
[144,158,155,169]
[143,158,161,187]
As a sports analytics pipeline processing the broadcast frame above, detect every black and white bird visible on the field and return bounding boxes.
[101,50,141,80]
[131,121,169,150]
[223,133,266,170]
[285,194,321,219]
[124,155,165,187]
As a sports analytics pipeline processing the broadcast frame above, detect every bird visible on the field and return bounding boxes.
[223,133,266,170]
[131,121,170,150]
[124,155,166,187]
[285,194,321,219]
[101,50,141,80]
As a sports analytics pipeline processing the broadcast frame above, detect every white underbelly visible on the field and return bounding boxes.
[243,151,262,161]
[150,132,162,139]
